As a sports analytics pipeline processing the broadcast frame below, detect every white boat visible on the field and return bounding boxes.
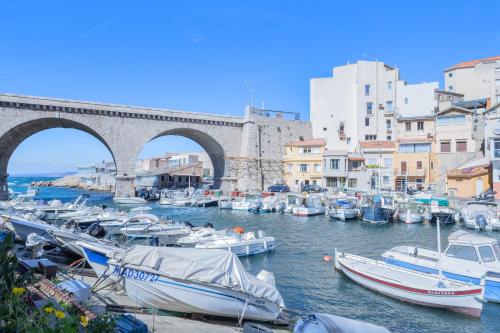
[195,231,275,256]
[293,195,325,216]
[218,196,234,209]
[461,201,500,231]
[2,213,59,243]
[328,197,358,221]
[396,201,425,224]
[250,195,278,213]
[231,194,256,211]
[50,227,117,257]
[77,240,123,279]
[177,227,227,247]
[99,209,157,235]
[104,245,285,321]
[113,196,148,205]
[293,313,390,333]
[159,189,178,205]
[381,230,500,303]
[284,193,304,213]
[334,250,484,317]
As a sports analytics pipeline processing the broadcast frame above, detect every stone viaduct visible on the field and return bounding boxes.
[0,93,312,199]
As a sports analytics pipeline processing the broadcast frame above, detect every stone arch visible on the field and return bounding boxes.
[0,118,116,199]
[145,128,227,188]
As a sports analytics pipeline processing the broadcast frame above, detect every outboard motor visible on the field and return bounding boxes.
[184,221,194,229]
[476,214,488,230]
[204,222,214,229]
[34,210,48,222]
[88,222,107,239]
[26,233,46,258]
[63,218,77,230]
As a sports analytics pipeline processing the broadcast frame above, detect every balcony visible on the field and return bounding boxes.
[394,167,427,177]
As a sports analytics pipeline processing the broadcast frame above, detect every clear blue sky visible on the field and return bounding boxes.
[3,1,499,174]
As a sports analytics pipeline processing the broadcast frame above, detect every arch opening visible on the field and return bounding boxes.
[136,128,226,192]
[0,118,116,198]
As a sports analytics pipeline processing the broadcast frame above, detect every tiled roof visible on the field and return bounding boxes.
[359,141,396,149]
[286,138,326,147]
[447,165,489,179]
[445,56,500,72]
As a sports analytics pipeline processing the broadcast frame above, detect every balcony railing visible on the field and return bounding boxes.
[394,167,427,177]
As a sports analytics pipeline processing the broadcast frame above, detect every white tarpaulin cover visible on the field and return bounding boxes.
[119,245,284,306]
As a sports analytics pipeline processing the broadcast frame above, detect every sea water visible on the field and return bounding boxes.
[7,177,500,333]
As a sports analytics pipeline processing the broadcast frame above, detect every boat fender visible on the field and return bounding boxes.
[323,255,332,262]
[204,222,214,229]
[184,221,194,228]
[233,226,245,234]
[413,247,418,257]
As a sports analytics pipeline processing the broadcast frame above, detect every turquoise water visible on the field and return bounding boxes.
[7,177,500,333]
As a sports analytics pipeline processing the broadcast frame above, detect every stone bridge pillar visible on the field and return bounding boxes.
[0,173,8,200]
[114,175,136,198]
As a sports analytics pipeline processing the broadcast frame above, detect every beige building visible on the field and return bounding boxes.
[283,138,325,190]
[358,140,396,191]
[446,157,491,198]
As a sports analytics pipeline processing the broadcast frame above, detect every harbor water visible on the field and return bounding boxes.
[8,177,500,333]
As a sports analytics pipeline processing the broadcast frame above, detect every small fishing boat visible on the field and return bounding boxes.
[83,244,285,321]
[396,201,425,224]
[113,196,148,205]
[381,230,500,303]
[293,195,325,216]
[191,196,219,207]
[429,206,458,225]
[195,231,275,256]
[2,213,59,242]
[50,226,117,257]
[217,196,234,209]
[461,201,500,231]
[284,193,304,213]
[334,249,484,317]
[328,197,358,221]
[360,194,395,224]
[177,227,228,248]
[250,195,278,213]
[232,194,256,211]
[159,189,177,205]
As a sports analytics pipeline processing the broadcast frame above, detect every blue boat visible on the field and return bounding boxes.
[360,194,394,224]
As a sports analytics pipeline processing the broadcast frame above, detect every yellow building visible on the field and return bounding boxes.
[446,157,492,198]
[393,116,439,191]
[283,138,325,191]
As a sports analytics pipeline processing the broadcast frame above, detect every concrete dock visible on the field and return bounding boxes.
[64,272,290,333]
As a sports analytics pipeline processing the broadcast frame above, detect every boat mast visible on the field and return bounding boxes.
[433,200,444,285]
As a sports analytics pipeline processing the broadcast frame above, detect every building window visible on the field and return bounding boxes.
[405,122,411,131]
[365,135,377,140]
[386,101,393,113]
[404,97,408,104]
[387,135,392,140]
[384,158,392,168]
[314,164,322,172]
[347,137,351,144]
[399,143,431,153]
[299,164,308,172]
[494,140,500,158]
[365,117,370,126]
[416,178,423,190]
[386,119,391,130]
[383,176,390,185]
[330,159,339,170]
[417,121,424,131]
[416,161,422,169]
[326,177,337,188]
[295,179,299,185]
[456,141,467,152]
[323,127,327,131]
[387,81,392,90]
[440,141,451,153]
[312,180,317,185]
[448,72,453,78]
[431,161,434,169]
[367,102,373,115]
[348,178,357,188]
[365,84,370,96]
[436,115,465,125]
[449,85,453,90]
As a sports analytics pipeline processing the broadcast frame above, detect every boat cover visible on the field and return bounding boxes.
[118,245,284,306]
[294,313,391,333]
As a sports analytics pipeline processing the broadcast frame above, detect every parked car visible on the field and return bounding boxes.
[268,184,290,193]
[301,184,326,193]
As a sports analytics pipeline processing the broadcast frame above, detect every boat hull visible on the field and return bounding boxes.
[292,207,325,216]
[361,207,393,224]
[8,217,58,242]
[328,209,358,221]
[336,253,483,318]
[196,238,275,256]
[111,264,281,321]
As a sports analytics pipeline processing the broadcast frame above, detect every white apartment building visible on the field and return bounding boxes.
[444,56,500,103]
[311,60,438,151]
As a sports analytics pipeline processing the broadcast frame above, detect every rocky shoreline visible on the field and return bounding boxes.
[31,175,114,192]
